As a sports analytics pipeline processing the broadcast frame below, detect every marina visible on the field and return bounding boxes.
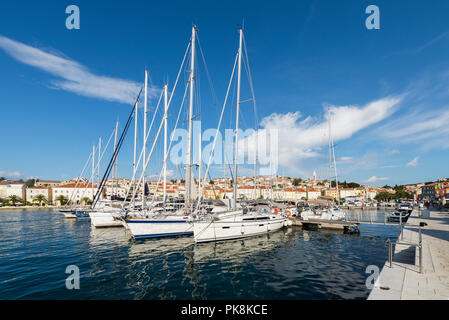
[369,208,449,299]
[0,208,400,300]
[1,0,449,304]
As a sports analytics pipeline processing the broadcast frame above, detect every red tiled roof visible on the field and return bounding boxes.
[56,183,95,188]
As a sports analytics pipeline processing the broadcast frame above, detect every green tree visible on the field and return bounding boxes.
[33,194,47,206]
[375,192,393,202]
[81,197,92,205]
[7,195,22,206]
[55,195,68,206]
[25,179,36,188]
[292,178,302,186]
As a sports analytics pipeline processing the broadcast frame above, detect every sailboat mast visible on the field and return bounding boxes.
[185,26,196,210]
[143,70,148,209]
[328,108,332,200]
[98,137,101,189]
[113,121,119,199]
[233,28,243,210]
[198,129,202,201]
[132,99,138,209]
[329,111,340,203]
[163,84,168,205]
[92,144,95,202]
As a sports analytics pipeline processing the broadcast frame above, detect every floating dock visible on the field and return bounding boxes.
[289,217,359,232]
[368,209,449,300]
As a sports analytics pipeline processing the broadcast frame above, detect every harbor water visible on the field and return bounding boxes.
[0,209,399,300]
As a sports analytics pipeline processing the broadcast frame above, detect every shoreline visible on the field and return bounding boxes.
[0,206,60,211]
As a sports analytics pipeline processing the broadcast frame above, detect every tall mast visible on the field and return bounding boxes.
[163,84,168,205]
[328,108,332,200]
[330,111,340,204]
[143,69,148,209]
[233,28,243,210]
[92,144,95,201]
[113,121,119,199]
[198,129,202,201]
[98,137,101,189]
[133,99,138,209]
[185,26,196,210]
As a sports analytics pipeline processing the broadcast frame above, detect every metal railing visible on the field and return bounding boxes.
[387,226,423,274]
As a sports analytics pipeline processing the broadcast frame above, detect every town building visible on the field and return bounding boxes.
[35,180,61,187]
[0,181,26,200]
[26,187,52,203]
[52,183,99,205]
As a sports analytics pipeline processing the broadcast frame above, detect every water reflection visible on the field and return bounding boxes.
[1,210,398,300]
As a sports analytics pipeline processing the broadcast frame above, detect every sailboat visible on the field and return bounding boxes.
[193,28,288,243]
[125,28,198,239]
[300,109,345,221]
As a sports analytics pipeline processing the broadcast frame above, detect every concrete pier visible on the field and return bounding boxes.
[368,208,449,300]
[289,217,359,231]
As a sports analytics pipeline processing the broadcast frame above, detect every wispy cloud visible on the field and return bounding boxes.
[416,30,449,52]
[365,176,389,183]
[240,96,402,172]
[0,35,151,104]
[0,169,21,179]
[406,156,419,168]
[387,149,400,155]
[379,164,401,169]
[382,108,449,150]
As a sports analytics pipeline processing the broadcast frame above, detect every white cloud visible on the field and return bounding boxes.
[380,164,401,169]
[365,176,389,183]
[239,96,402,171]
[0,35,154,104]
[0,170,21,179]
[406,156,419,168]
[388,149,400,155]
[382,108,449,150]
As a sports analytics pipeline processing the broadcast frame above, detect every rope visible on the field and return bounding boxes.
[194,52,239,211]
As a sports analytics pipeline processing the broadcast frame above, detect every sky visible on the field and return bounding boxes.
[0,0,449,186]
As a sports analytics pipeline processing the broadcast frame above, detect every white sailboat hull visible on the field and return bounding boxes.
[194,215,288,243]
[126,216,193,239]
[90,211,123,228]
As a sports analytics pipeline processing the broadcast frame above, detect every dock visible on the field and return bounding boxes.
[289,217,359,231]
[289,211,406,231]
[368,208,449,300]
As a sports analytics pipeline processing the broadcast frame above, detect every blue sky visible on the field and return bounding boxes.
[1,0,449,186]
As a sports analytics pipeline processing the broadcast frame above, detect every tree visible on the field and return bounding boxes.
[7,195,22,206]
[81,197,92,205]
[55,195,68,206]
[0,177,5,182]
[292,178,302,186]
[25,179,36,188]
[33,194,47,206]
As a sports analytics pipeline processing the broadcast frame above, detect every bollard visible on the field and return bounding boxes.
[388,240,393,268]
[419,244,423,274]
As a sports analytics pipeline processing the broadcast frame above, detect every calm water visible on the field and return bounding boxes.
[0,209,399,300]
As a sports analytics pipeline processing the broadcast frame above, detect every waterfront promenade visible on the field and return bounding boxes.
[369,208,449,300]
